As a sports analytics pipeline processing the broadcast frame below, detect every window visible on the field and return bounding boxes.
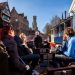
[2,15,9,21]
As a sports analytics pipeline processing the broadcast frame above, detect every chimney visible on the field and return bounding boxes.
[13,7,15,10]
[24,16,27,20]
[64,11,66,19]
[62,13,63,20]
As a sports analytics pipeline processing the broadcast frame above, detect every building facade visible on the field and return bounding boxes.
[10,7,29,35]
[69,0,75,30]
[0,2,10,26]
[50,16,72,44]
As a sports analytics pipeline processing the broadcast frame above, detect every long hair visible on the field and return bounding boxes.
[64,27,75,36]
[2,25,14,40]
[19,33,27,44]
[0,28,3,40]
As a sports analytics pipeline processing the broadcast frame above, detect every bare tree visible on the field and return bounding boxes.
[44,15,61,35]
[44,23,52,35]
[51,15,61,26]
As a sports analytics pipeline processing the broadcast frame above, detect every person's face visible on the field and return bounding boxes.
[8,29,15,37]
[20,33,27,42]
[22,34,27,42]
[63,33,68,40]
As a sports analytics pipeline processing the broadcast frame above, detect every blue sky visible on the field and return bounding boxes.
[0,0,72,32]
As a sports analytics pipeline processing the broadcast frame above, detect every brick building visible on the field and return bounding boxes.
[10,7,29,35]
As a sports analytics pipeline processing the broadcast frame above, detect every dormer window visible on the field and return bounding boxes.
[2,15,10,22]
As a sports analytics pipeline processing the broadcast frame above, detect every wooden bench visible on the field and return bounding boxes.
[47,66,75,75]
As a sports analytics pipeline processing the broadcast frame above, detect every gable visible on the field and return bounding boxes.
[69,0,75,16]
[2,3,10,17]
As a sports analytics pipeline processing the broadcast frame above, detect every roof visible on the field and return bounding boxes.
[0,2,5,10]
[18,13,24,17]
[0,2,9,11]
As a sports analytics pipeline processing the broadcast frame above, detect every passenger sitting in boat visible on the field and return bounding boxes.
[55,27,75,67]
[19,33,40,70]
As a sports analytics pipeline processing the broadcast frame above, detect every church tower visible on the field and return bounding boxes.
[32,16,38,31]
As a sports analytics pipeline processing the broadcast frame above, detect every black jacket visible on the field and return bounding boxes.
[34,35,43,48]
[18,45,32,57]
[3,36,26,72]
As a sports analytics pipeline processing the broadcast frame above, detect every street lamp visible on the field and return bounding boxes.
[15,19,18,22]
[15,19,19,27]
[15,19,20,34]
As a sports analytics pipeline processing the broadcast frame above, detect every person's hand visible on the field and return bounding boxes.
[29,48,33,54]
[25,65,30,70]
[63,33,67,41]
